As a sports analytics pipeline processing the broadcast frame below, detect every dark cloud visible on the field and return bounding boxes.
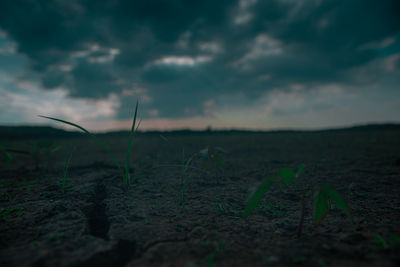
[42,69,66,89]
[68,60,120,98]
[0,0,399,119]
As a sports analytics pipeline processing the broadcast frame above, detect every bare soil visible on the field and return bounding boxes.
[1,128,400,266]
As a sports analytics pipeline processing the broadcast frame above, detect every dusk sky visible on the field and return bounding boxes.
[0,0,399,131]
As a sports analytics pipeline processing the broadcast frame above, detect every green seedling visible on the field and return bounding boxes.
[372,233,400,251]
[156,146,224,211]
[60,147,75,192]
[180,146,226,210]
[39,101,140,185]
[243,165,351,237]
[199,146,226,169]
[180,149,188,206]
[0,142,13,166]
[372,234,387,250]
[242,177,276,218]
[2,141,60,170]
[313,183,350,227]
[28,141,61,170]
[180,148,196,209]
[391,233,400,246]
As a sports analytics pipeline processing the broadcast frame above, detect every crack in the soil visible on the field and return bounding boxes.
[74,175,189,266]
[82,181,110,240]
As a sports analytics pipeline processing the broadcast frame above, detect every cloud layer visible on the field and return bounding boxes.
[0,0,399,128]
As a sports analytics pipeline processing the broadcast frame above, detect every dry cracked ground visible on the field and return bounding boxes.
[1,127,400,266]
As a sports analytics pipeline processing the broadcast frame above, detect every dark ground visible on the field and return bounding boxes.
[0,126,400,266]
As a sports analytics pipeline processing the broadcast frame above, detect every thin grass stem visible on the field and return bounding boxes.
[38,115,125,181]
[61,147,74,193]
[125,101,139,184]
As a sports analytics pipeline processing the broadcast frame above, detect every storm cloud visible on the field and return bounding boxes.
[0,0,399,122]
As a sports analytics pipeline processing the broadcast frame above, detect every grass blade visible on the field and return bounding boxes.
[0,143,13,165]
[61,147,74,192]
[242,176,276,218]
[279,167,296,189]
[38,115,125,181]
[296,164,305,177]
[38,116,91,134]
[125,100,139,184]
[373,234,387,249]
[389,233,400,247]
[181,149,186,205]
[314,186,329,227]
[323,183,350,216]
[213,155,225,168]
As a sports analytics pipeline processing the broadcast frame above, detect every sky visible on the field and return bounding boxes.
[0,0,399,132]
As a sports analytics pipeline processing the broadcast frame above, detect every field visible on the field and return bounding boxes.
[1,126,400,266]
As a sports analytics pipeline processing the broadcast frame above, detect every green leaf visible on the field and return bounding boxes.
[314,186,329,227]
[279,168,296,188]
[389,233,400,247]
[1,149,13,164]
[242,176,277,218]
[373,234,387,249]
[38,116,91,134]
[323,183,350,216]
[296,164,305,177]
[213,155,225,168]
[0,143,13,165]
[61,148,74,191]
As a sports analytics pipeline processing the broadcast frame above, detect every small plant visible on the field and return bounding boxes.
[0,142,13,166]
[1,141,61,170]
[243,165,351,237]
[39,101,140,185]
[156,146,226,212]
[372,233,400,251]
[60,147,75,192]
[180,148,196,209]
[28,141,61,170]
[181,147,227,208]
[199,146,226,169]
